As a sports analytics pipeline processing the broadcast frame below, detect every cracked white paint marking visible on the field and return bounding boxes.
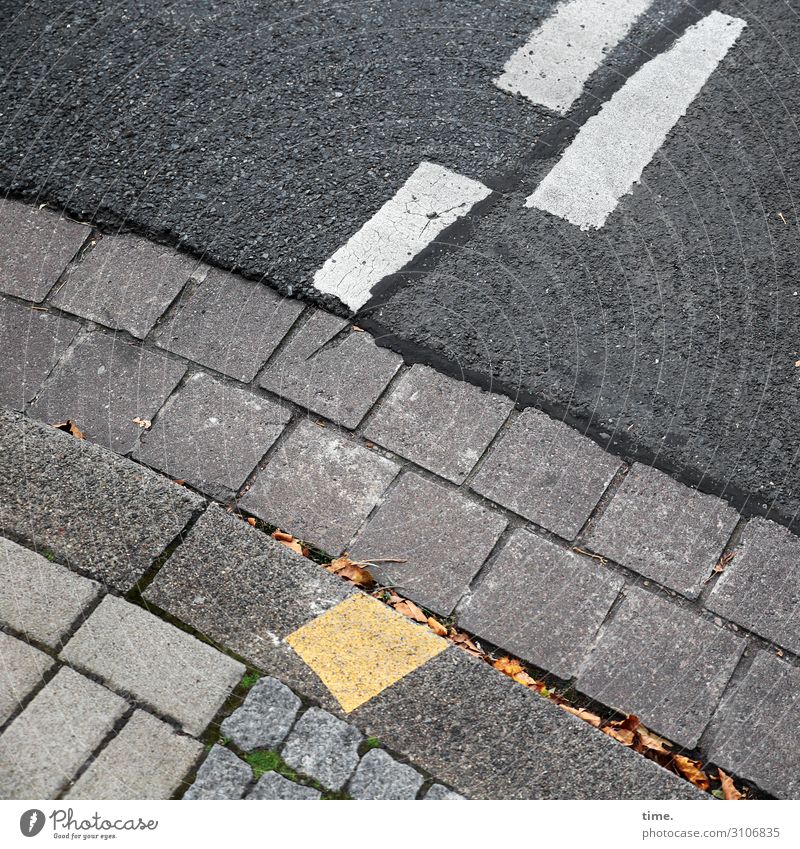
[526,10,746,229]
[312,162,491,311]
[495,0,651,114]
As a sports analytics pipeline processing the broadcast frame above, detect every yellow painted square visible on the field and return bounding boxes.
[286,593,448,712]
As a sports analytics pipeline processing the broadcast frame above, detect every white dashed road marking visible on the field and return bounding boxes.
[495,0,652,114]
[526,10,746,230]
[312,162,491,311]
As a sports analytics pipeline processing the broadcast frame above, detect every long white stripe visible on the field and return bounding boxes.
[312,162,491,311]
[526,11,746,229]
[495,0,651,114]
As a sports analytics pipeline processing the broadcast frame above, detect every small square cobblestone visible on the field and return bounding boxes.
[60,594,244,736]
[135,372,291,498]
[0,201,89,301]
[458,530,623,680]
[471,409,620,540]
[183,744,252,800]
[576,588,744,748]
[259,310,402,428]
[220,676,301,751]
[348,748,424,800]
[29,331,186,454]
[240,420,399,554]
[364,364,513,484]
[707,518,800,654]
[424,783,466,800]
[584,464,739,598]
[0,632,54,725]
[155,267,304,382]
[246,771,321,800]
[0,536,101,648]
[705,651,800,799]
[349,473,507,615]
[0,297,79,410]
[51,234,201,338]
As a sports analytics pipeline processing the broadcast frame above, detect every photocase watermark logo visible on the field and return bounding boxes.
[19,809,45,837]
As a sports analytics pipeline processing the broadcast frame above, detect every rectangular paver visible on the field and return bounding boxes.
[0,632,54,725]
[0,536,101,647]
[705,651,800,799]
[349,472,507,615]
[259,310,402,428]
[0,666,127,799]
[364,364,514,484]
[29,331,186,454]
[0,297,79,410]
[155,266,304,382]
[60,594,244,736]
[65,709,203,800]
[576,587,744,748]
[458,530,623,680]
[0,200,89,301]
[239,419,399,554]
[471,409,621,540]
[0,409,203,591]
[135,371,291,498]
[50,234,202,338]
[707,517,800,654]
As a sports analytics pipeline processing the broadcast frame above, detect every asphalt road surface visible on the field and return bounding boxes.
[2,0,799,523]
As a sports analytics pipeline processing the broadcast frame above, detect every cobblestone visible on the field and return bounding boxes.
[0,632,54,725]
[60,594,244,735]
[348,748,424,800]
[183,744,253,800]
[349,472,506,615]
[220,676,301,751]
[0,200,89,301]
[135,371,291,498]
[259,310,402,428]
[577,588,743,748]
[471,409,620,540]
[364,364,513,483]
[30,331,186,454]
[246,771,321,800]
[240,420,399,554]
[65,709,203,800]
[458,530,623,680]
[155,267,304,382]
[424,783,466,800]
[51,234,201,338]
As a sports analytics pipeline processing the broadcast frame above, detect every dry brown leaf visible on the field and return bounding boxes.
[673,755,710,791]
[449,631,485,658]
[493,656,525,677]
[559,704,603,728]
[52,419,85,440]
[635,726,672,756]
[427,616,448,637]
[713,551,734,574]
[393,600,428,623]
[717,768,744,800]
[512,671,540,688]
[325,555,375,587]
[602,726,636,746]
[174,479,186,486]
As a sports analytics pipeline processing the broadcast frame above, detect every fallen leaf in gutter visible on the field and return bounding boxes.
[559,705,603,727]
[717,768,744,800]
[271,529,304,556]
[427,616,448,637]
[393,599,428,623]
[52,420,85,440]
[673,755,710,791]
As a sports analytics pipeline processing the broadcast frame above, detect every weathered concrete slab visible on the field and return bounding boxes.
[0,632,54,725]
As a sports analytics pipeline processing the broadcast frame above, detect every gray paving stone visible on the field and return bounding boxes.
[424,783,466,800]
[246,771,321,800]
[0,632,54,725]
[584,463,739,599]
[0,200,89,301]
[0,536,102,648]
[364,364,514,484]
[155,266,304,382]
[51,234,201,338]
[60,594,244,736]
[0,409,203,591]
[349,472,506,615]
[135,372,291,498]
[282,707,363,791]
[240,419,399,554]
[29,331,186,454]
[577,588,744,748]
[0,666,127,799]
[65,709,203,800]
[0,297,79,410]
[705,651,800,799]
[348,748,424,800]
[707,518,800,654]
[471,409,621,540]
[260,310,402,428]
[144,506,354,706]
[352,647,703,800]
[458,530,623,680]
[221,676,301,751]
[183,744,252,800]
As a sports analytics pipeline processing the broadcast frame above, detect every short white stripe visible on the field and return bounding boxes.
[526,10,746,229]
[495,0,651,114]
[312,162,491,311]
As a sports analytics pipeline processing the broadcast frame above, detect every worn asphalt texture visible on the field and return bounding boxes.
[2,0,799,520]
